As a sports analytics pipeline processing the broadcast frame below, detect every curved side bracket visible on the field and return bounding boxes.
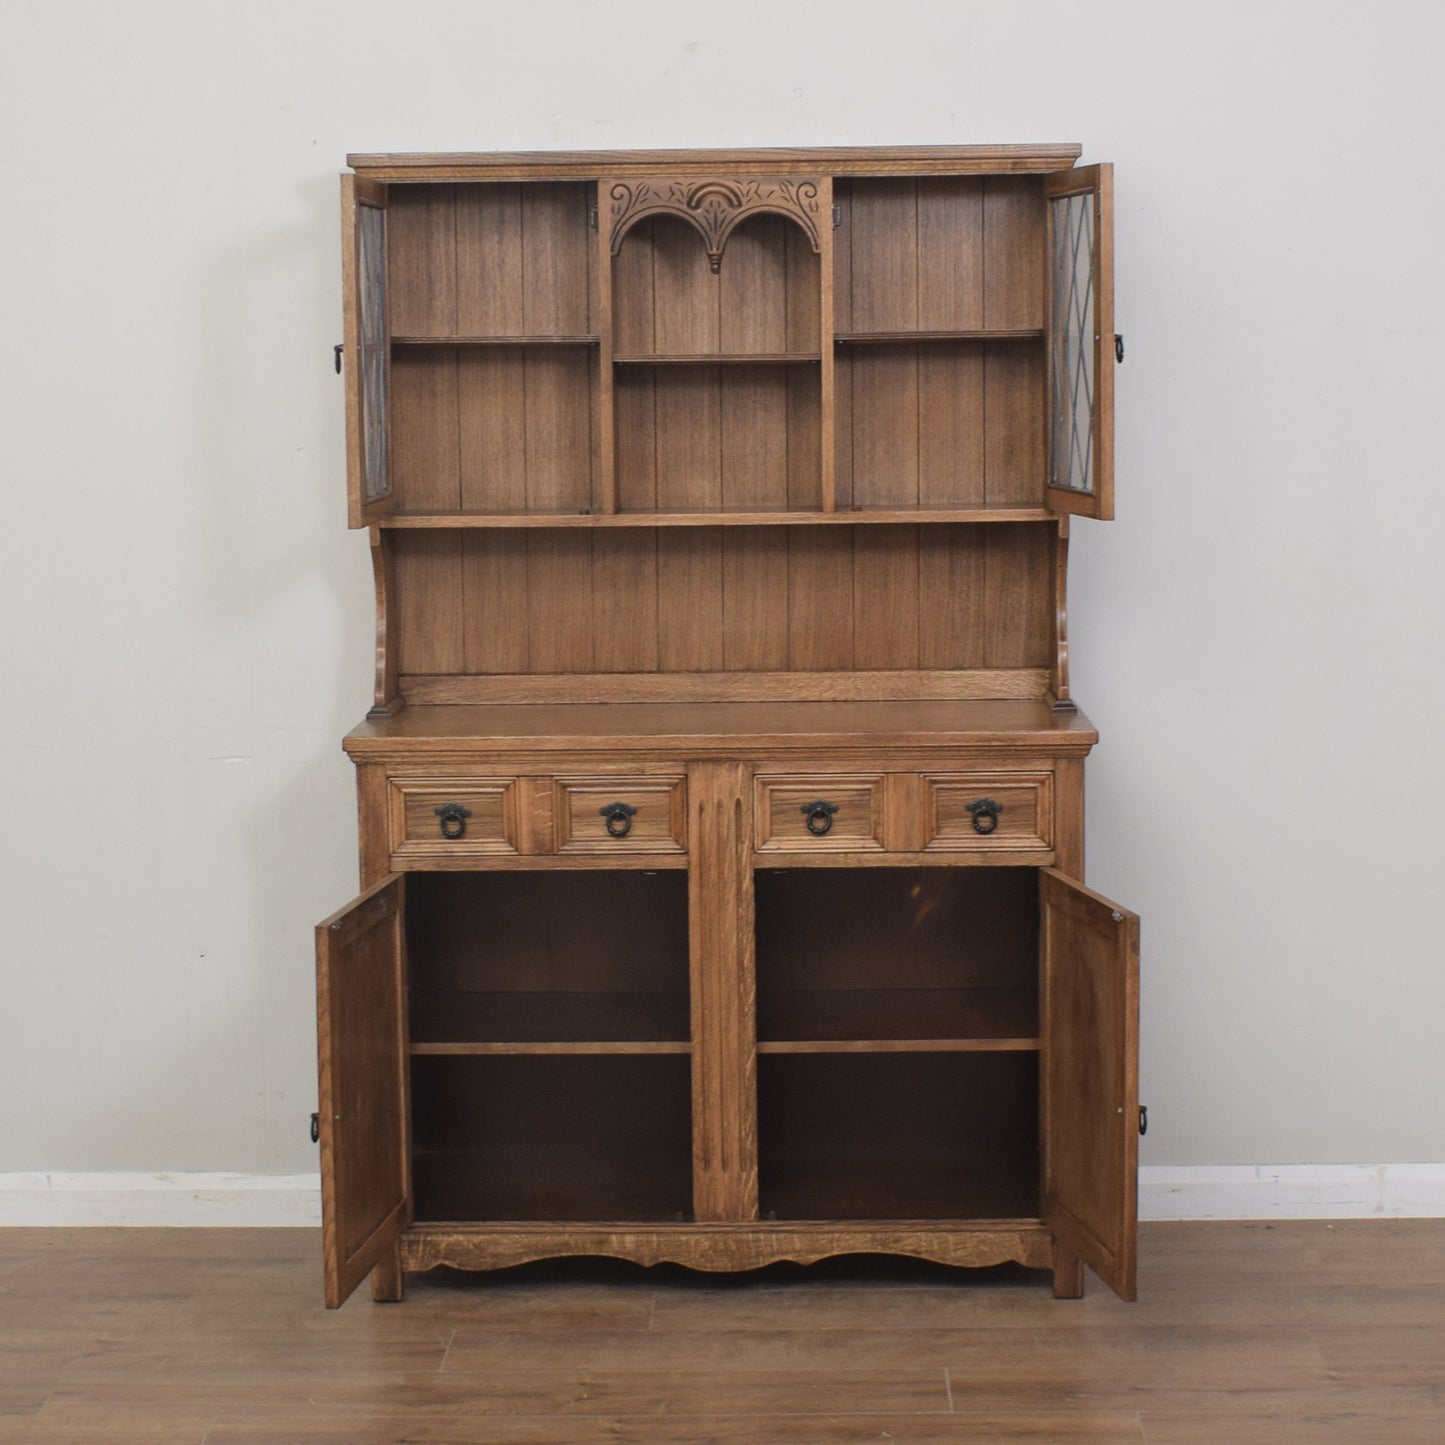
[609,176,824,272]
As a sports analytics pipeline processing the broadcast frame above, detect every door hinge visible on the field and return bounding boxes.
[832,204,842,229]
[588,205,599,231]
[333,343,343,374]
[1114,333,1125,363]
[1138,1105,1148,1136]
[309,1112,320,1144]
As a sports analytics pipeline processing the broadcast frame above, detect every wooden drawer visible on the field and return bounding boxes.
[754,775,886,853]
[554,776,686,854]
[388,777,520,861]
[923,772,1053,853]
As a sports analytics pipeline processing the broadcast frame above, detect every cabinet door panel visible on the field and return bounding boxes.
[1044,164,1114,520]
[342,176,395,526]
[315,875,409,1307]
[1039,868,1138,1299]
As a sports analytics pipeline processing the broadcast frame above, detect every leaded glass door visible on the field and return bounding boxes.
[1045,165,1114,520]
[342,176,393,526]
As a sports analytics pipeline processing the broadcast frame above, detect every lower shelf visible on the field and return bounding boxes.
[758,1052,1039,1222]
[410,1054,693,1223]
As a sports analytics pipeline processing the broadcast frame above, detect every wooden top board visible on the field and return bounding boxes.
[347,145,1084,182]
[343,699,1098,759]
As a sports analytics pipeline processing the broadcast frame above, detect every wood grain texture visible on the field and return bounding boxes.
[403,1220,1049,1273]
[314,877,409,1308]
[392,525,1052,693]
[342,698,1100,755]
[11,1223,1445,1440]
[688,761,758,1222]
[1041,869,1140,1301]
[350,143,1084,177]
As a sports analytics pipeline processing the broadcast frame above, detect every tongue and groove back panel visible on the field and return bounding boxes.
[390,523,1053,702]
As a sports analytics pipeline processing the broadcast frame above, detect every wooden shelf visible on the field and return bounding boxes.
[391,334,599,346]
[759,1158,1039,1222]
[613,353,821,365]
[835,329,1043,344]
[382,505,1055,529]
[410,989,688,1050]
[758,987,1038,1054]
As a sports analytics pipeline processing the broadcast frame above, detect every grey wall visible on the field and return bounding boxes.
[2,0,1442,1179]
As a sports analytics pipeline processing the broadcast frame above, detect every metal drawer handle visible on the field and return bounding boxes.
[600,801,638,838]
[965,798,1004,835]
[434,802,472,840]
[800,799,839,836]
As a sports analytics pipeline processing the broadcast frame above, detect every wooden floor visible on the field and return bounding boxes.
[1,1222,1442,1442]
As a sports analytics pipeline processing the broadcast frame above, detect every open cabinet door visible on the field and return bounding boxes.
[1045,164,1115,520]
[341,176,393,527]
[1039,868,1139,1299]
[315,875,409,1307]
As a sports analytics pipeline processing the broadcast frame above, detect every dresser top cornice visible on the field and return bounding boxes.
[346,143,1084,182]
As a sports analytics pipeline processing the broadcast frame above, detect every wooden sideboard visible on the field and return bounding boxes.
[315,145,1140,1308]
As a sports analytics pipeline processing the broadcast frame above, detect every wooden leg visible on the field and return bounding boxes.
[1052,1240,1084,1299]
[370,1243,405,1303]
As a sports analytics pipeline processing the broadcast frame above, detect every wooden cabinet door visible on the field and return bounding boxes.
[315,875,409,1307]
[1039,868,1139,1300]
[1044,164,1115,520]
[341,176,394,527]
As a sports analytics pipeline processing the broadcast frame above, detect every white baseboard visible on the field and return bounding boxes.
[0,1172,322,1226]
[1,1166,1443,1227]
[1139,1164,1445,1220]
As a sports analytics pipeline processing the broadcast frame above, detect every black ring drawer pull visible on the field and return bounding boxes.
[800,800,839,836]
[599,801,638,838]
[434,802,472,840]
[965,798,1004,835]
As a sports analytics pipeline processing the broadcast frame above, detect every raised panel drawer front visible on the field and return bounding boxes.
[388,777,520,861]
[925,772,1054,853]
[755,775,886,853]
[555,776,687,854]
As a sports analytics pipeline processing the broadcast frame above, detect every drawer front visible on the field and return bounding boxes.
[924,772,1053,853]
[555,776,687,854]
[755,775,886,853]
[389,777,520,860]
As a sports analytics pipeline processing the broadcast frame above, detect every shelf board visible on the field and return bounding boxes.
[391,334,599,346]
[758,987,1038,1052]
[613,352,821,365]
[410,989,689,1050]
[835,329,1043,344]
[413,1040,689,1056]
[382,505,1055,529]
[759,1159,1038,1222]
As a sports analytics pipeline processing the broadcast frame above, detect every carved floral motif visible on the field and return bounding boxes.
[609,177,823,272]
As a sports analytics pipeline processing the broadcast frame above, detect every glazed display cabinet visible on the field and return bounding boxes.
[315,144,1140,1307]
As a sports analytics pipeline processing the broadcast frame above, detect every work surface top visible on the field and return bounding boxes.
[344,700,1098,757]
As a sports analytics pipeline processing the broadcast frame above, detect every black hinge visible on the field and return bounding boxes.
[309,1112,320,1144]
[588,205,599,230]
[1138,1104,1148,1137]
[832,204,842,229]
[333,343,343,374]
[1114,333,1125,363]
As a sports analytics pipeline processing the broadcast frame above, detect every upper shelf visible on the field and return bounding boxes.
[379,505,1057,529]
[613,352,821,365]
[835,330,1043,345]
[391,334,599,347]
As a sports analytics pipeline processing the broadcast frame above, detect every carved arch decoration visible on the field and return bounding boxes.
[609,176,823,273]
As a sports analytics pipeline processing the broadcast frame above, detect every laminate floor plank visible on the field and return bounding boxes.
[200,1413,1146,1444]
[0,1224,1441,1442]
